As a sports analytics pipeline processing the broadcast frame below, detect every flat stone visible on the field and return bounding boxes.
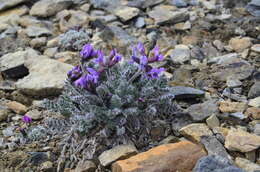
[245,107,260,119]
[200,136,231,161]
[248,81,260,98]
[219,101,247,113]
[25,26,52,37]
[170,86,204,99]
[127,0,164,9]
[229,37,252,52]
[113,6,139,22]
[26,109,42,120]
[30,37,47,48]
[2,126,15,137]
[251,44,260,53]
[193,155,245,172]
[135,17,145,28]
[226,78,242,88]
[248,97,260,107]
[170,0,188,7]
[254,124,260,135]
[0,0,27,11]
[148,5,189,25]
[187,100,219,121]
[0,109,9,122]
[225,129,260,152]
[98,144,138,167]
[75,160,96,172]
[6,101,28,115]
[168,44,191,64]
[15,57,73,97]
[112,141,206,172]
[179,123,213,142]
[235,157,260,172]
[0,5,28,25]
[30,0,73,17]
[206,114,220,128]
[212,59,254,82]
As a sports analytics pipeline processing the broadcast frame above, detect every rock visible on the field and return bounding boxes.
[75,160,96,172]
[179,123,213,142]
[168,44,191,64]
[27,152,54,166]
[0,48,39,79]
[208,53,238,65]
[251,44,260,53]
[225,129,260,152]
[206,114,220,128]
[15,57,73,97]
[219,101,247,113]
[2,126,15,137]
[170,0,188,7]
[200,136,231,161]
[18,16,44,28]
[248,82,260,98]
[25,26,52,38]
[229,37,252,52]
[30,37,47,49]
[170,86,204,99]
[90,0,120,11]
[193,155,245,172]
[229,112,247,120]
[112,141,206,172]
[246,0,260,17]
[235,157,260,172]
[40,161,54,172]
[213,40,224,51]
[0,0,27,11]
[6,101,28,114]
[26,110,42,120]
[148,5,189,25]
[0,109,9,122]
[202,1,216,10]
[226,78,242,88]
[58,10,90,32]
[245,107,260,119]
[254,124,260,135]
[0,5,28,25]
[127,0,164,9]
[30,0,73,17]
[170,68,193,86]
[98,144,138,167]
[80,3,90,12]
[113,6,139,22]
[135,17,145,28]
[248,97,260,107]
[44,47,58,58]
[187,100,219,121]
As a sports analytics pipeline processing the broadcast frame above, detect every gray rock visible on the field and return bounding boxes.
[15,57,73,97]
[229,112,247,120]
[90,0,120,11]
[248,97,260,107]
[200,136,231,161]
[192,155,245,172]
[148,6,189,25]
[187,100,219,121]
[169,45,191,64]
[0,0,27,11]
[171,86,204,99]
[25,26,52,38]
[208,53,238,65]
[113,6,139,22]
[75,160,96,172]
[0,49,40,79]
[246,0,260,17]
[0,109,9,122]
[170,0,187,7]
[248,82,260,98]
[127,0,164,9]
[235,157,260,172]
[98,144,138,166]
[30,0,73,17]
[206,114,220,128]
[226,79,242,88]
[254,124,260,135]
[3,126,15,137]
[135,17,145,28]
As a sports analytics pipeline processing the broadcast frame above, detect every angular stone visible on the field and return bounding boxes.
[206,114,220,128]
[6,101,28,115]
[15,57,73,97]
[170,86,204,99]
[193,155,244,172]
[113,6,139,22]
[26,109,42,120]
[98,145,138,167]
[0,109,9,122]
[235,157,260,172]
[248,97,260,107]
[248,81,260,98]
[219,101,247,113]
[127,0,164,9]
[148,5,188,25]
[208,53,238,65]
[168,44,191,64]
[30,0,73,17]
[179,123,213,142]
[251,44,260,53]
[0,5,28,25]
[245,107,260,119]
[30,37,47,48]
[75,160,96,172]
[187,100,219,121]
[225,129,260,152]
[25,26,52,37]
[112,141,206,172]
[229,37,252,52]
[0,0,27,11]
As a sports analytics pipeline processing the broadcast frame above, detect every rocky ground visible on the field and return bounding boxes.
[0,0,260,171]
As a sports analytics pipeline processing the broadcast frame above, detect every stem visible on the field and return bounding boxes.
[129,68,142,83]
[80,60,87,75]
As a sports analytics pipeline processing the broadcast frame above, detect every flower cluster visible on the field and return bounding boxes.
[131,42,165,79]
[67,44,121,91]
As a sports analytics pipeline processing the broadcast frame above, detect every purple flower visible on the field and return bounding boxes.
[130,46,139,64]
[74,68,99,88]
[67,65,82,81]
[93,50,104,66]
[149,46,164,62]
[137,42,145,56]
[146,67,165,79]
[74,75,87,88]
[140,56,148,69]
[80,44,97,60]
[86,68,99,84]
[22,115,32,124]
